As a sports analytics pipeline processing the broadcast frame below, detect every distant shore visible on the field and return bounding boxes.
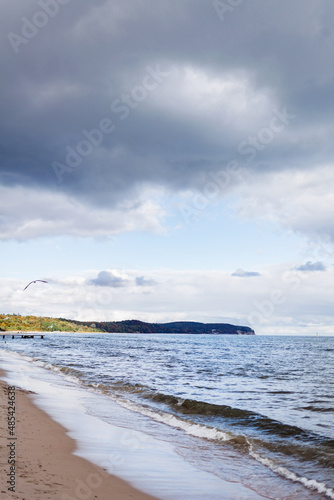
[1,314,255,335]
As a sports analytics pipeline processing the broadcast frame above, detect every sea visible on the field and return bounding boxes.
[0,333,333,500]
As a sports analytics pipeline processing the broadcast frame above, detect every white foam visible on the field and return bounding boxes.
[249,446,334,499]
[116,397,233,442]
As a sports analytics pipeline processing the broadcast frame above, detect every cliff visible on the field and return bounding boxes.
[83,320,255,335]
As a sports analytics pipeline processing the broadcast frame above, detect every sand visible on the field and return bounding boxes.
[0,373,160,500]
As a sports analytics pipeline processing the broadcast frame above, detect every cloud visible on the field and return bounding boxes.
[88,271,128,288]
[89,272,158,289]
[235,165,334,242]
[88,271,158,289]
[1,1,334,241]
[0,185,164,240]
[294,261,326,272]
[231,268,261,278]
[135,276,157,287]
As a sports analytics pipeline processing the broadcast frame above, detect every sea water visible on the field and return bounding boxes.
[0,333,333,499]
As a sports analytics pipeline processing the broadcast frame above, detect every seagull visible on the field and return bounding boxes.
[23,280,48,291]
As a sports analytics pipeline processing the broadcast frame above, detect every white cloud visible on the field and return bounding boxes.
[294,261,326,272]
[135,276,157,287]
[88,270,129,288]
[151,65,276,139]
[0,185,164,240]
[231,268,261,277]
[235,164,334,242]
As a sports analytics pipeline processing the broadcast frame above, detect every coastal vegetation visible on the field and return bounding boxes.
[0,314,254,335]
[0,314,102,333]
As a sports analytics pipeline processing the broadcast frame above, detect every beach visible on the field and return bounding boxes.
[0,373,159,500]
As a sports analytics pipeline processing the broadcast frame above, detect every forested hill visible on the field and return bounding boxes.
[0,314,101,332]
[0,314,255,335]
[79,320,255,335]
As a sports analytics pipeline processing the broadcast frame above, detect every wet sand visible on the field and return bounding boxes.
[0,373,160,500]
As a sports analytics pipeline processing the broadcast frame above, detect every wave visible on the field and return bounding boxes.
[120,388,333,446]
[299,406,334,413]
[115,396,245,444]
[249,446,334,499]
[114,397,334,498]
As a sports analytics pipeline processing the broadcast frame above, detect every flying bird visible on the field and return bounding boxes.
[23,280,48,291]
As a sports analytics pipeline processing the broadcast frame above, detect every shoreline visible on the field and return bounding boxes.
[0,371,160,500]
[0,354,270,500]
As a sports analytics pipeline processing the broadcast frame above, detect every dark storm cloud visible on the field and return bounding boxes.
[1,0,334,238]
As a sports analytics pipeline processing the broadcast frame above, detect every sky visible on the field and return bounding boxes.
[1,0,334,335]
